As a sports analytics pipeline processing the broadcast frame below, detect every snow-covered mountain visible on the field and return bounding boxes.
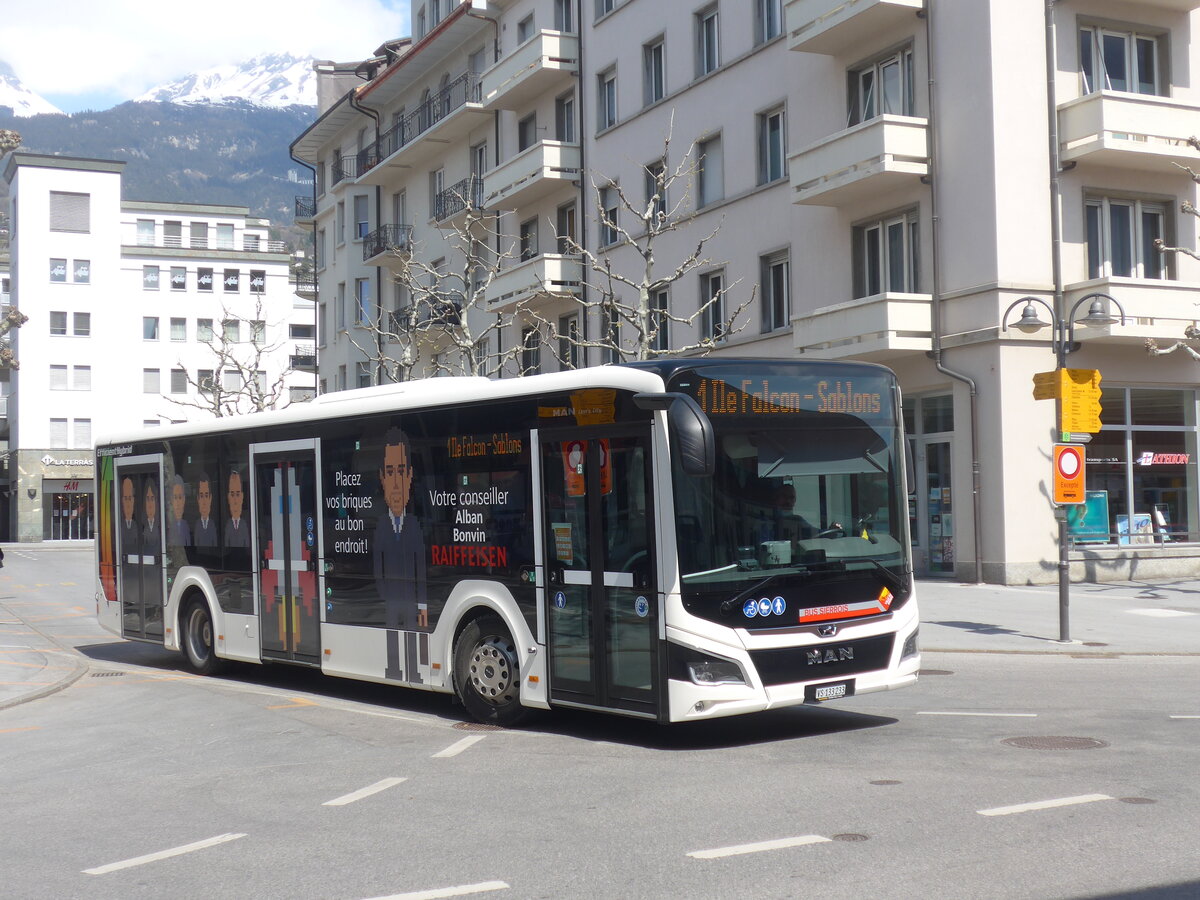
[135,53,317,108]
[0,61,63,117]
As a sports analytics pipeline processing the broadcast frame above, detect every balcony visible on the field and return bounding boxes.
[295,195,316,222]
[290,343,317,371]
[435,176,484,227]
[483,141,581,211]
[358,72,490,185]
[128,236,290,254]
[786,0,923,56]
[1062,277,1200,347]
[789,115,928,206]
[332,155,359,187]
[1058,92,1200,174]
[1138,0,1200,9]
[363,224,414,272]
[292,274,318,299]
[485,253,582,311]
[480,31,579,111]
[793,292,931,359]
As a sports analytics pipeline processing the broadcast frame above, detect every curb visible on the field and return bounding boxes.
[0,601,90,712]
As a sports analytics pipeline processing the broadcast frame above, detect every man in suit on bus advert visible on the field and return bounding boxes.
[120,476,139,559]
[192,473,218,548]
[374,427,428,683]
[225,470,250,548]
[169,474,191,547]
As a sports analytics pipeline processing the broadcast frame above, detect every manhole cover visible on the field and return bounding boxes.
[870,780,902,786]
[1118,797,1156,805]
[1001,736,1109,751]
[1082,642,1109,647]
[919,669,953,676]
[89,671,125,678]
[453,721,503,731]
[832,833,869,842]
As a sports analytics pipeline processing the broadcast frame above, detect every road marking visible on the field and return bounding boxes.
[917,711,1037,718]
[83,832,246,875]
[0,726,41,734]
[1127,608,1195,618]
[323,777,408,807]
[977,794,1113,817]
[268,696,318,710]
[433,735,487,758]
[1170,715,1200,719]
[688,835,832,859]
[362,881,509,900]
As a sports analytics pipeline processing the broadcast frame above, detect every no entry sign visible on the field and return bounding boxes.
[1053,444,1086,504]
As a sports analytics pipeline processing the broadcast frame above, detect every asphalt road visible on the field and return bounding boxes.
[1,548,1198,899]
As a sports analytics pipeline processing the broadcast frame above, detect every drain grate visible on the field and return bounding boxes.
[919,669,953,676]
[870,780,902,786]
[89,671,125,678]
[1081,642,1109,647]
[1118,797,1156,805]
[832,833,869,843]
[453,721,503,731]
[1001,736,1109,751]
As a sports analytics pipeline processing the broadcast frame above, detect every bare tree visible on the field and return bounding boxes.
[163,300,295,417]
[1146,135,1200,358]
[0,129,30,369]
[538,123,754,363]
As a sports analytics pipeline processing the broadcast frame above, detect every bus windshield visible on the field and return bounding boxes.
[668,364,909,624]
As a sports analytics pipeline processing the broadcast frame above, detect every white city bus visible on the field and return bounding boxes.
[95,359,919,724]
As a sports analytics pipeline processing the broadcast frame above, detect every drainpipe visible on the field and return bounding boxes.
[574,0,590,365]
[349,91,386,384]
[288,148,319,394]
[1046,1,1065,328]
[923,0,984,584]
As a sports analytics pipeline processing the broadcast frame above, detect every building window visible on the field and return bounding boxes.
[223,370,243,392]
[290,386,317,403]
[645,159,666,221]
[849,47,915,126]
[74,312,90,336]
[644,38,666,106]
[521,327,542,375]
[171,318,187,341]
[700,269,725,341]
[50,418,68,449]
[558,314,580,369]
[353,195,369,240]
[49,192,90,233]
[168,266,185,290]
[651,287,669,351]
[251,320,266,344]
[337,283,347,330]
[517,114,538,153]
[598,69,618,131]
[757,107,786,185]
[143,368,161,393]
[73,365,91,391]
[520,218,539,260]
[50,311,67,335]
[143,265,160,290]
[198,370,215,394]
[416,6,426,37]
[1086,197,1169,280]
[356,361,371,389]
[249,269,266,294]
[73,260,90,283]
[355,278,372,325]
[316,229,327,270]
[695,6,719,78]
[171,368,188,394]
[197,319,214,343]
[50,364,68,391]
[163,220,182,248]
[697,134,723,208]
[853,210,920,297]
[224,269,240,292]
[49,258,67,282]
[1079,26,1162,96]
[756,0,782,44]
[190,221,208,249]
[244,233,260,251]
[74,419,91,448]
[557,203,578,253]
[760,251,790,331]
[143,317,159,340]
[429,168,444,214]
[555,92,576,143]
[599,186,619,246]
[554,0,574,32]
[518,13,535,43]
[290,323,315,340]
[217,223,235,250]
[596,0,616,18]
[198,267,214,291]
[223,319,240,343]
[336,201,345,244]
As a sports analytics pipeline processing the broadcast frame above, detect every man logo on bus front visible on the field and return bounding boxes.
[374,427,429,683]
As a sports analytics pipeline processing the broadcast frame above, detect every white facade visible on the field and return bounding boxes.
[3,154,316,541]
[294,0,1200,584]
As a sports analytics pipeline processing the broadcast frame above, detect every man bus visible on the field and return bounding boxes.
[95,359,919,725]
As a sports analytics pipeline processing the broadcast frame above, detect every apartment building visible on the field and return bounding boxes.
[3,154,316,542]
[293,0,1200,584]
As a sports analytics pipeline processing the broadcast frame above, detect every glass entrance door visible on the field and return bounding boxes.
[540,428,658,717]
[115,460,165,640]
[924,439,954,575]
[252,445,321,664]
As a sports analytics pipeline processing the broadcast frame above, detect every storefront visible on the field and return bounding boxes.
[13,450,95,542]
[904,394,956,578]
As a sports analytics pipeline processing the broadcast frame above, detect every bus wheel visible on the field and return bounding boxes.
[454,615,527,727]
[182,598,225,676]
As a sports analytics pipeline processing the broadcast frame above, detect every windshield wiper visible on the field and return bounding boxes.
[866,558,911,596]
[719,574,790,615]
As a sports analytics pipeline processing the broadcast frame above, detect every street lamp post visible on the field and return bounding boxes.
[1001,292,1127,642]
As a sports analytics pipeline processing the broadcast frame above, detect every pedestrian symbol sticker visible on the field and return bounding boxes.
[773,596,786,615]
[554,591,567,609]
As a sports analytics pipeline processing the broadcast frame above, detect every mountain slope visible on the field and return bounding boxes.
[0,61,63,117]
[135,54,317,108]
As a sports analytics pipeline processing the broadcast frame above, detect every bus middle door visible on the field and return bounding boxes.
[539,427,659,718]
[114,457,165,642]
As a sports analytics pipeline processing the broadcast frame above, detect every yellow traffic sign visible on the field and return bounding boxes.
[1060,368,1102,433]
[1032,371,1059,401]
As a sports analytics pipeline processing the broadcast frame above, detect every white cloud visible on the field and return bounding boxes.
[0,0,410,100]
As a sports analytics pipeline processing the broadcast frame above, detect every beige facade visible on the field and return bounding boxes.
[295,0,1200,583]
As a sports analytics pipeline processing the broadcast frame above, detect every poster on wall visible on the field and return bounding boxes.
[1067,490,1109,543]
[1115,512,1154,545]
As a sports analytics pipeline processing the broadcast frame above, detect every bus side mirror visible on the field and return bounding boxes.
[634,392,715,478]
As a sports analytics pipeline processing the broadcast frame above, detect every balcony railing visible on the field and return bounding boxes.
[1058,91,1200,174]
[786,0,924,56]
[788,114,928,206]
[363,224,414,262]
[290,343,317,370]
[435,176,484,222]
[332,155,360,186]
[293,274,318,297]
[295,195,316,219]
[129,236,289,253]
[361,72,482,176]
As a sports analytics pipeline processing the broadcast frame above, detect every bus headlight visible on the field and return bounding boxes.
[901,628,919,661]
[687,659,746,685]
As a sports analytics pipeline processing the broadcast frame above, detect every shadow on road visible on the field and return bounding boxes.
[927,619,1061,643]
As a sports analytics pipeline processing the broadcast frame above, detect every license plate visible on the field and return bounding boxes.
[808,681,852,702]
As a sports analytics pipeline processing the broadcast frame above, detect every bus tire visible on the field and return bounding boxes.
[182,597,226,676]
[453,614,528,727]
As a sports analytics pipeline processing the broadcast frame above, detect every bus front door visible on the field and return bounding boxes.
[114,458,165,641]
[540,428,659,718]
[251,443,321,665]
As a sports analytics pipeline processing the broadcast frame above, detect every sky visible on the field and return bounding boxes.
[0,0,412,113]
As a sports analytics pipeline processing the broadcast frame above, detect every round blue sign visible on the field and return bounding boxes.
[554,591,567,609]
[773,596,786,615]
[743,599,759,618]
[758,598,772,616]
[634,596,649,618]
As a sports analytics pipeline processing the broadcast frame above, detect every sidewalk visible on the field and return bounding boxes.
[2,572,1198,713]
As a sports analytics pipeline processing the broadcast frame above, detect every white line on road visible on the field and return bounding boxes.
[83,832,246,875]
[323,777,408,807]
[432,735,487,758]
[1127,608,1196,618]
[1170,715,1200,719]
[977,794,1113,817]
[687,835,832,859]
[362,880,510,900]
[917,711,1037,718]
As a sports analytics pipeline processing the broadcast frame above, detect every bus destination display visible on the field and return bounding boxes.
[690,375,887,418]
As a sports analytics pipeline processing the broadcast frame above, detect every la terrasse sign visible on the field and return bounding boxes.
[41,454,94,468]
